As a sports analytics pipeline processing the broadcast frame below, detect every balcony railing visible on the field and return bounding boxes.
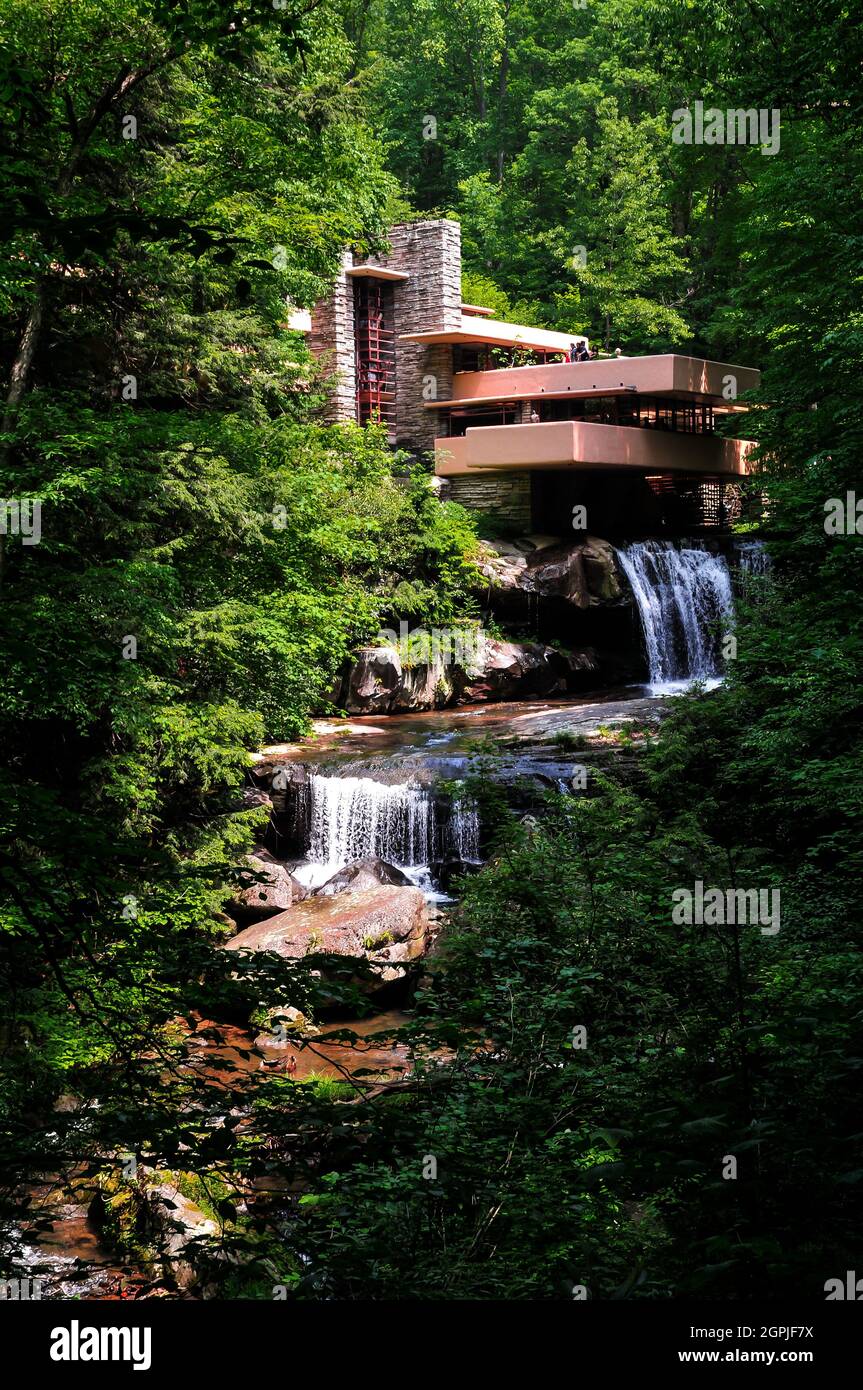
[444,396,717,437]
[444,353,761,405]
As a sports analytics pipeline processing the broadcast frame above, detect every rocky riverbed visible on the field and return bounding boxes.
[15,532,751,1299]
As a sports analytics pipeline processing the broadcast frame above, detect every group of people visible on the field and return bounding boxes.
[568,341,596,362]
[566,342,625,362]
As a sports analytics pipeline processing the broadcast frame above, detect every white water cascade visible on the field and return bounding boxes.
[306,773,480,883]
[735,538,772,579]
[615,540,734,690]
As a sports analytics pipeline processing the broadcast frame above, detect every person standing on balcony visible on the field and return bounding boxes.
[568,341,579,362]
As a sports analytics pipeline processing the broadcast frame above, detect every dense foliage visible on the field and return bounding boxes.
[349,0,862,351]
[0,0,480,1271]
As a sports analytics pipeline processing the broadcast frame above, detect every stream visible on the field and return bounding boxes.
[263,688,668,895]
[9,539,763,1298]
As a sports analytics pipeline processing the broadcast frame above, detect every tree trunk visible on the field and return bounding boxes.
[496,28,510,183]
[1,284,45,444]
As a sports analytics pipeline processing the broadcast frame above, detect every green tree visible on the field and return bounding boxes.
[0,0,480,1283]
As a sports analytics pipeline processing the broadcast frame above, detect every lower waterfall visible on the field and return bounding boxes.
[306,773,480,882]
[615,539,734,689]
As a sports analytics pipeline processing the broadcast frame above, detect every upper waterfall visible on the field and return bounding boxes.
[615,540,734,690]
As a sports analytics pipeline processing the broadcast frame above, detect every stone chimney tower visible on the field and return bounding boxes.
[310,219,462,454]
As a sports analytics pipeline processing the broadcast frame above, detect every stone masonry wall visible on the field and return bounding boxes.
[309,223,462,448]
[365,220,462,454]
[446,472,532,530]
[310,250,355,423]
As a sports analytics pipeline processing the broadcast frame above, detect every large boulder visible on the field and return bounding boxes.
[223,884,430,985]
[90,1171,223,1294]
[459,638,597,702]
[342,644,457,714]
[394,658,453,711]
[343,646,403,714]
[253,846,309,898]
[479,534,625,608]
[476,535,559,590]
[144,1181,220,1293]
[257,761,307,815]
[253,1004,320,1049]
[226,853,306,922]
[522,536,625,608]
[579,536,625,603]
[339,635,597,714]
[522,544,590,607]
[314,857,414,897]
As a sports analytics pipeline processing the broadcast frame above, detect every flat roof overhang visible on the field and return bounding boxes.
[346,265,411,281]
[435,420,753,478]
[442,353,760,407]
[399,315,585,354]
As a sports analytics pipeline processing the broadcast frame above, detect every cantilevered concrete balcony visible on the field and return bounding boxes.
[441,353,760,406]
[435,420,753,477]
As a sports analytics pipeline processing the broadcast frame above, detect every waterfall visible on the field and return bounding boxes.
[615,540,734,689]
[733,538,772,606]
[446,798,481,864]
[306,773,479,876]
[734,538,772,578]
